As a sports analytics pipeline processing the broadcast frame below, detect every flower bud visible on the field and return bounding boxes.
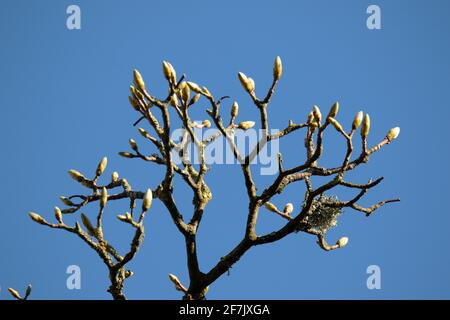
[111,171,119,183]
[129,139,138,151]
[96,157,107,177]
[328,117,343,132]
[352,111,363,130]
[307,112,315,125]
[119,151,133,158]
[187,81,202,93]
[138,128,150,139]
[61,208,76,214]
[54,206,63,224]
[313,105,322,125]
[128,96,140,111]
[247,78,255,93]
[8,288,21,300]
[130,86,144,100]
[264,202,278,213]
[202,120,211,128]
[60,196,74,206]
[29,212,46,225]
[189,93,201,105]
[68,169,85,183]
[117,215,129,222]
[133,87,144,100]
[133,69,145,92]
[81,213,96,236]
[25,284,32,299]
[168,274,187,292]
[162,61,177,84]
[237,121,255,130]
[238,72,248,88]
[180,82,190,103]
[327,102,339,119]
[170,93,178,107]
[80,179,94,188]
[175,84,183,99]
[122,179,132,192]
[238,72,255,94]
[100,187,108,208]
[231,101,239,118]
[129,85,136,96]
[202,86,212,97]
[337,236,349,248]
[273,56,282,80]
[283,203,294,216]
[386,127,400,142]
[142,188,153,212]
[360,114,370,139]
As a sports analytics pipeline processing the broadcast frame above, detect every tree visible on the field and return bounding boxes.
[29,57,400,300]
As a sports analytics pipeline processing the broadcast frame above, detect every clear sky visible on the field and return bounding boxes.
[1,0,449,299]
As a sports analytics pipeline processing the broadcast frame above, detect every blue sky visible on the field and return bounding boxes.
[1,0,449,299]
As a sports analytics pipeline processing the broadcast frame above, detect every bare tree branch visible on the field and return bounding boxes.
[30,57,401,300]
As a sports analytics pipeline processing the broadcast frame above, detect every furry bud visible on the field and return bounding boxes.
[68,170,85,182]
[237,121,255,130]
[190,93,201,105]
[307,112,315,125]
[28,212,46,225]
[162,61,177,84]
[238,72,255,94]
[169,93,178,107]
[119,152,133,158]
[327,102,339,119]
[386,127,400,142]
[54,207,63,224]
[168,274,187,292]
[111,171,119,182]
[231,101,239,118]
[202,120,211,128]
[80,213,96,236]
[117,215,128,222]
[25,284,32,299]
[337,237,349,248]
[360,114,370,139]
[128,96,140,111]
[313,105,322,125]
[264,202,278,213]
[96,157,107,177]
[180,82,190,103]
[129,139,138,151]
[60,196,74,206]
[352,111,363,130]
[142,188,153,212]
[273,56,282,80]
[187,81,202,93]
[122,179,131,192]
[199,87,210,98]
[133,69,145,92]
[8,288,21,300]
[283,203,294,216]
[138,127,150,139]
[100,187,108,208]
[328,117,343,132]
